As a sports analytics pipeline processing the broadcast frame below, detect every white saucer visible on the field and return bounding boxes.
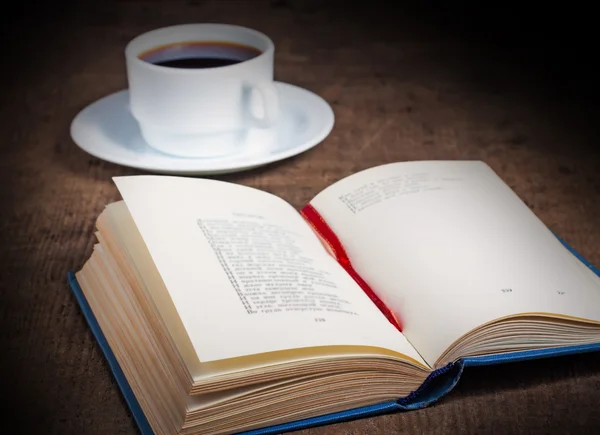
[70,82,334,175]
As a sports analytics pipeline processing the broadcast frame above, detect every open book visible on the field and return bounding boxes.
[71,160,600,435]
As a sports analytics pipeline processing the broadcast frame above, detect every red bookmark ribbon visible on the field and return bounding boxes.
[300,203,403,332]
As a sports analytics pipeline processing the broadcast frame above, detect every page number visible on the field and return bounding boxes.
[501,288,512,293]
[314,318,326,323]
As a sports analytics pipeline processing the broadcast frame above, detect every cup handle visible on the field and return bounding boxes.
[248,81,279,128]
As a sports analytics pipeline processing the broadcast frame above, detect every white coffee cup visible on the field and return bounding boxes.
[125,24,279,158]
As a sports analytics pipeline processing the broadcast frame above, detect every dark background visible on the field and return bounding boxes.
[3,1,598,94]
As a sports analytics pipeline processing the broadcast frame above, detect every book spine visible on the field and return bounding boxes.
[300,203,403,332]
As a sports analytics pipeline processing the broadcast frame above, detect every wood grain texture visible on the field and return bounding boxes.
[2,1,600,433]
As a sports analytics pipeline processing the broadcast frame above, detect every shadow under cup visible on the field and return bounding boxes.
[126,24,277,159]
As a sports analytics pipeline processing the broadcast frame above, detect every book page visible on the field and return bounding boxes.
[309,161,600,366]
[113,175,424,365]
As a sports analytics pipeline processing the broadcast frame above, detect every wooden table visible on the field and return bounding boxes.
[2,1,600,433]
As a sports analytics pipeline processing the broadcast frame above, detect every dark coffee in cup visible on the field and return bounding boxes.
[138,41,262,69]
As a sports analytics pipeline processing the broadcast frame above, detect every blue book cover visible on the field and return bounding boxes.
[67,234,600,435]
